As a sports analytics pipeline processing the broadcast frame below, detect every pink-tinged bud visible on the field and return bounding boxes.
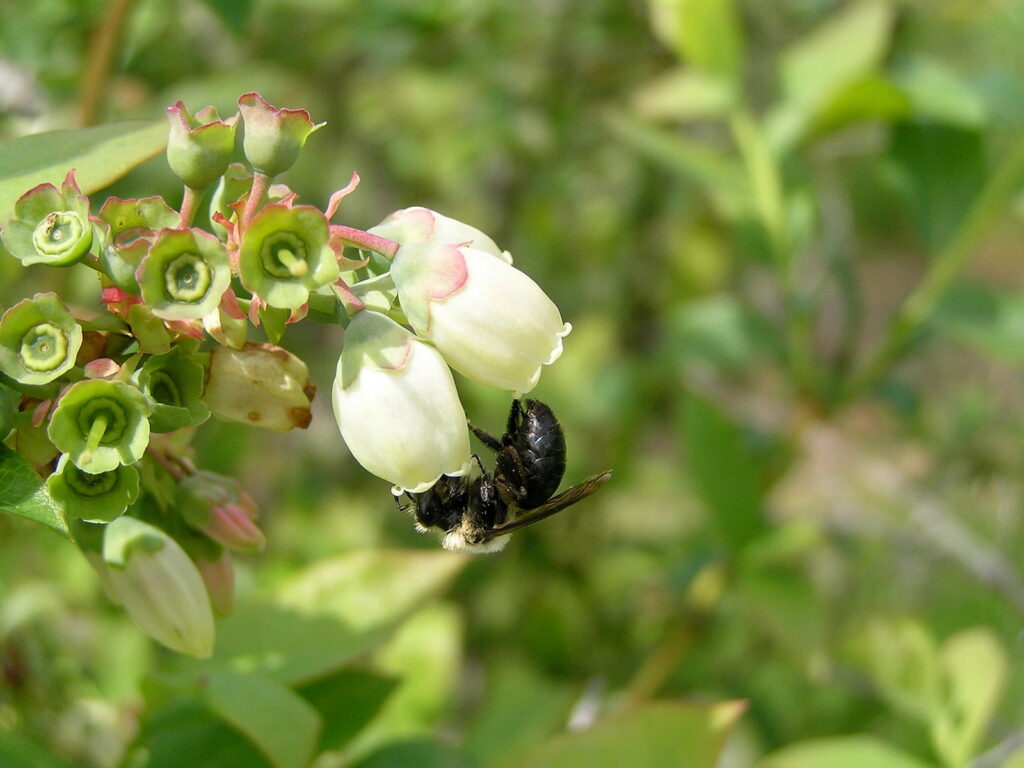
[391,243,570,394]
[237,92,324,177]
[203,342,314,431]
[195,552,235,615]
[177,470,265,555]
[368,207,509,263]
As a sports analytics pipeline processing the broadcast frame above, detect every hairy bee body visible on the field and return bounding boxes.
[403,399,610,552]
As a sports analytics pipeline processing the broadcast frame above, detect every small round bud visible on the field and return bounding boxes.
[237,92,324,177]
[102,516,215,657]
[0,293,83,385]
[137,228,231,321]
[46,454,140,523]
[392,243,570,394]
[238,203,339,309]
[1,171,93,267]
[166,102,239,190]
[47,379,152,474]
[203,342,314,432]
[332,310,471,493]
[135,346,210,432]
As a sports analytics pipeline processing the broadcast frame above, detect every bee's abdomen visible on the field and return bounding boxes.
[515,399,566,508]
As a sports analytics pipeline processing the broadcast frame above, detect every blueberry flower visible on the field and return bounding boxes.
[391,243,571,394]
[332,310,471,493]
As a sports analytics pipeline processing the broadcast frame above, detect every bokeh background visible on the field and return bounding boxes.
[1,0,1024,766]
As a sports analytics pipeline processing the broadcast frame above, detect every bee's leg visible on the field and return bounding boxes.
[469,422,503,453]
[395,492,413,513]
[471,453,487,474]
[495,446,530,507]
[506,398,525,439]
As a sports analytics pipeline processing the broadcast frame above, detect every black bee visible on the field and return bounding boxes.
[401,399,611,552]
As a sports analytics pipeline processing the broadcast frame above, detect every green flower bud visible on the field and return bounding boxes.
[46,454,140,523]
[137,228,231,320]
[166,102,239,190]
[238,92,324,177]
[48,379,152,474]
[208,162,252,238]
[102,516,215,657]
[0,293,83,385]
[238,203,338,309]
[135,346,210,432]
[97,197,180,292]
[203,342,313,432]
[177,470,264,555]
[1,171,93,267]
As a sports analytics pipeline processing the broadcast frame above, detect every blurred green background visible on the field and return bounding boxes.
[2,0,1024,766]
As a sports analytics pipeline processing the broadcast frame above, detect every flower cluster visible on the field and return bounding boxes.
[0,92,570,656]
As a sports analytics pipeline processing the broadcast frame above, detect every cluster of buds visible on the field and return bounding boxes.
[0,92,570,655]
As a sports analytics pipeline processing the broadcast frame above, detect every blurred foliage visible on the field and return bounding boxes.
[2,0,1024,766]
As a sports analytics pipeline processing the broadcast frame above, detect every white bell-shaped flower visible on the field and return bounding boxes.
[332,310,472,493]
[102,517,215,657]
[391,243,571,394]
[369,207,511,263]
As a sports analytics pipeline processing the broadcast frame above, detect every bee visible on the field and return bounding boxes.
[401,399,611,552]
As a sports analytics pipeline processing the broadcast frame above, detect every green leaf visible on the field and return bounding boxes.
[517,700,745,768]
[0,121,167,221]
[200,550,465,685]
[895,59,986,128]
[892,123,986,252]
[932,628,1008,768]
[851,617,941,723]
[806,74,910,139]
[680,394,768,551]
[132,700,274,768]
[632,68,737,123]
[0,443,69,537]
[463,655,577,768]
[648,0,744,82]
[349,739,474,768]
[759,736,936,768]
[204,670,322,768]
[930,282,1024,363]
[0,728,79,768]
[297,670,399,752]
[780,1,894,110]
[605,110,752,219]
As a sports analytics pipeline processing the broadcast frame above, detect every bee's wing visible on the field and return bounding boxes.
[491,471,612,534]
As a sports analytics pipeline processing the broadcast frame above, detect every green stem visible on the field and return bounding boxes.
[842,137,1024,404]
[179,186,203,227]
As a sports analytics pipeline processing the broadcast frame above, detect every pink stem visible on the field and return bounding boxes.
[330,225,399,259]
[179,186,201,227]
[240,171,271,232]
